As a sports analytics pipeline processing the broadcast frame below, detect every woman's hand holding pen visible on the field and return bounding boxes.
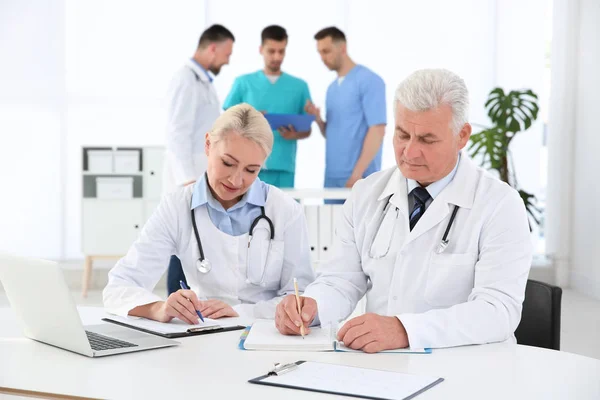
[151,294,238,324]
[154,289,204,324]
[197,299,239,319]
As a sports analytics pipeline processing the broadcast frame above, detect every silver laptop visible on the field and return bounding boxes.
[0,254,179,357]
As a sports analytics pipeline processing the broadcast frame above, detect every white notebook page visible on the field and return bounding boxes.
[244,319,334,351]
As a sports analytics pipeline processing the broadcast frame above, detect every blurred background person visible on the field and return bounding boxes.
[223,25,312,188]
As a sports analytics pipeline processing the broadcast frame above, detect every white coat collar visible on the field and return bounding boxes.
[185,59,213,83]
[377,168,409,219]
[378,152,477,208]
[377,152,481,246]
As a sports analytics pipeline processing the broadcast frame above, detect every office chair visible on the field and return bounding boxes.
[515,279,562,351]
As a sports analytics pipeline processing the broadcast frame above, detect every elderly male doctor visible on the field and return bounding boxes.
[275,69,533,352]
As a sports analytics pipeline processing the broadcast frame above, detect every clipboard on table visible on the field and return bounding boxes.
[264,113,315,131]
[102,316,245,339]
[249,360,444,400]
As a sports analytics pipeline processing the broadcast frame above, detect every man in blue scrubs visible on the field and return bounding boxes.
[305,27,386,200]
[223,25,312,188]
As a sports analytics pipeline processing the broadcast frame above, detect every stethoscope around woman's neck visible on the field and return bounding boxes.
[190,206,275,274]
[189,176,275,286]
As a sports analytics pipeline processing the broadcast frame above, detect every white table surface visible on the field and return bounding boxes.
[1,307,599,400]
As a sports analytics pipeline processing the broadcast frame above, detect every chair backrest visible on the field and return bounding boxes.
[515,279,562,350]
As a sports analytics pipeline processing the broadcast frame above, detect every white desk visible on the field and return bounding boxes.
[1,307,599,400]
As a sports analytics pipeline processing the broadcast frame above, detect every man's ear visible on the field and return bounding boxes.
[206,42,217,59]
[340,41,348,55]
[457,123,472,150]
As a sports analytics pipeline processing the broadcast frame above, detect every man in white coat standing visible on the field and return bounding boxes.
[164,24,234,294]
[275,69,533,352]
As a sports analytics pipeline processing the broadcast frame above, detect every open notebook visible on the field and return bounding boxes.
[241,319,431,353]
[103,315,245,338]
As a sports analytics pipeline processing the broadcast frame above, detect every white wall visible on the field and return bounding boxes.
[63,0,208,259]
[496,0,547,193]
[0,0,551,261]
[0,1,65,258]
[569,0,600,299]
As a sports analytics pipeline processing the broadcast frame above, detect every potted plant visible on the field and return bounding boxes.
[468,88,542,227]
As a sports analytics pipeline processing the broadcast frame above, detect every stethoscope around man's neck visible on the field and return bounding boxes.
[382,193,460,254]
[436,205,459,253]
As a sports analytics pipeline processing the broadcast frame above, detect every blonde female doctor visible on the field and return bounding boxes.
[103,104,315,323]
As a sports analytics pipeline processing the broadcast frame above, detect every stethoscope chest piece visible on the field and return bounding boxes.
[196,258,212,274]
[436,240,449,254]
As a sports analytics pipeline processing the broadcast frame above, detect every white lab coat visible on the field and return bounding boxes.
[303,154,533,349]
[103,184,315,319]
[163,59,221,192]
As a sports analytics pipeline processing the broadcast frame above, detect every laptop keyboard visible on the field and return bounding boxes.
[85,331,138,351]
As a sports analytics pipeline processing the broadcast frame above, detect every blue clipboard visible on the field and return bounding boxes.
[264,113,315,131]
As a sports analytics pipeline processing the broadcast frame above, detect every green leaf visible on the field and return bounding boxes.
[518,189,543,227]
[485,88,540,132]
[468,127,508,173]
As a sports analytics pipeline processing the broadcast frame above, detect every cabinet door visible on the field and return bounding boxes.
[143,148,164,200]
[318,205,333,263]
[82,200,144,255]
[331,204,344,244]
[304,205,320,268]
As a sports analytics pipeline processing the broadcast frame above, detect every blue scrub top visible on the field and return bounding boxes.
[325,65,387,180]
[223,71,312,173]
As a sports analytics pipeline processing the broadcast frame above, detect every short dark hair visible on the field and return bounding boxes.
[198,24,235,48]
[261,25,288,44]
[314,26,346,42]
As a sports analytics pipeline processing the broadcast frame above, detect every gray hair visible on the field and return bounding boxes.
[394,69,469,134]
[209,103,273,156]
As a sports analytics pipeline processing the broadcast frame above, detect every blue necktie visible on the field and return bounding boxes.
[409,187,431,231]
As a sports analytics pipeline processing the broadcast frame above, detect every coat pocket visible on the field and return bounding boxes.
[425,252,477,307]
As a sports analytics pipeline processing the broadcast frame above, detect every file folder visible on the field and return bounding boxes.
[264,113,315,131]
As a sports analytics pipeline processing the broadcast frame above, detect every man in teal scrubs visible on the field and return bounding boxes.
[223,25,312,188]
